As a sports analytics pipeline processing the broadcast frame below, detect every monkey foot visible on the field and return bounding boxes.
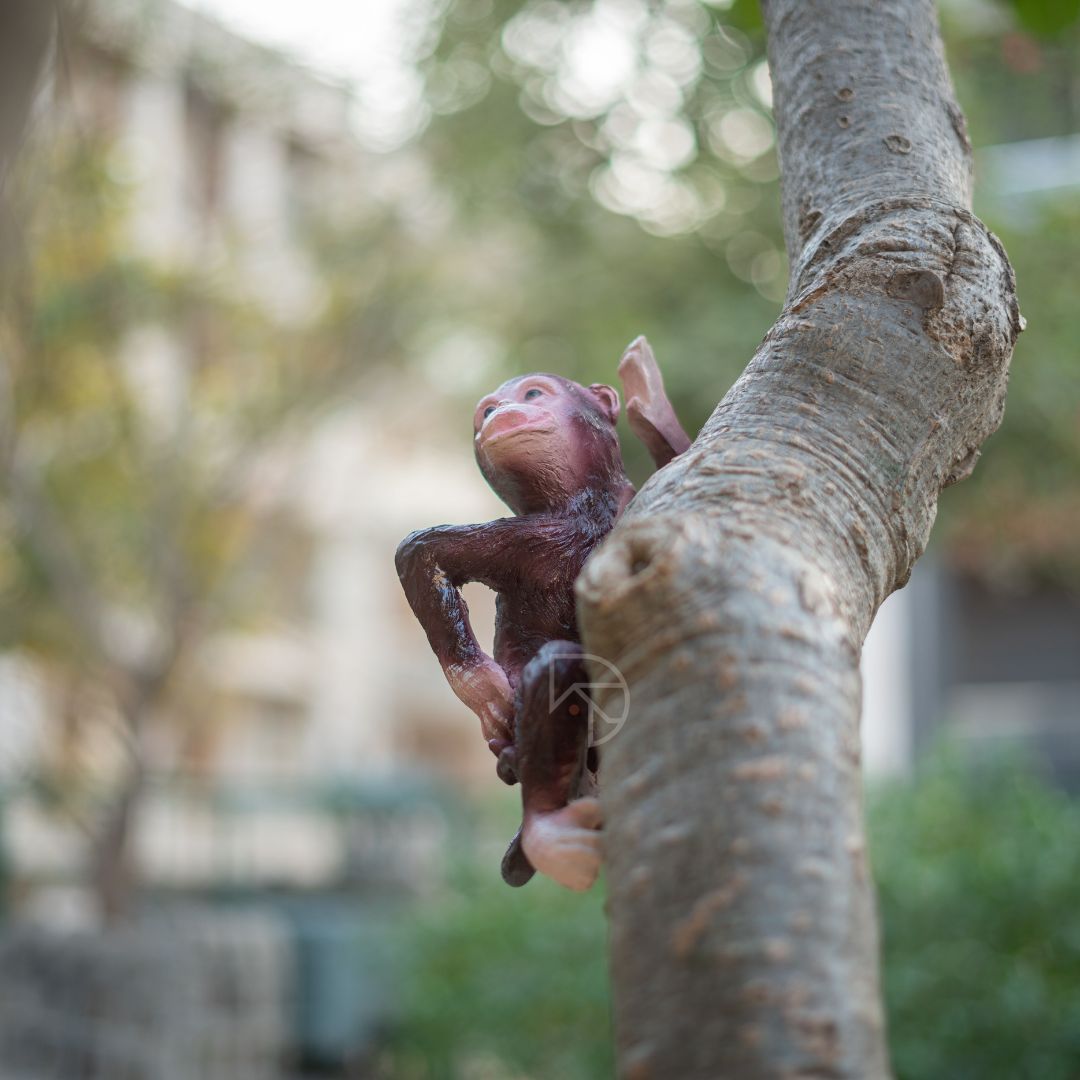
[500,827,536,887]
[495,744,518,786]
[520,798,604,892]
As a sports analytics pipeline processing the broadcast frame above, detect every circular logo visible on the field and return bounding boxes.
[548,652,630,747]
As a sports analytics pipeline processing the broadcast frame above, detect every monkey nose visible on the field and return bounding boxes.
[481,404,550,443]
[483,404,520,432]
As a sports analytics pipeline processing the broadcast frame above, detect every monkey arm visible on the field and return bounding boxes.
[395,523,491,673]
[396,518,566,661]
[395,519,561,751]
[617,335,693,469]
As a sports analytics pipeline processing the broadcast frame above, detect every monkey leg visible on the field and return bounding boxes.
[500,641,601,890]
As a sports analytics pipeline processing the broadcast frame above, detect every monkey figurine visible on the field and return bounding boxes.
[396,337,691,891]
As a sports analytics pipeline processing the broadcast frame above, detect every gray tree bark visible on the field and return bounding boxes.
[577,2,1021,1077]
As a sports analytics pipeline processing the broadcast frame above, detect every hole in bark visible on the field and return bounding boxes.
[883,133,913,154]
[627,538,654,576]
[836,86,855,101]
[837,115,850,129]
[887,268,945,311]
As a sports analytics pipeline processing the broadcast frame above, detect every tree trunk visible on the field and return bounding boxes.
[0,0,54,189]
[89,687,152,927]
[90,755,145,926]
[578,2,1021,1076]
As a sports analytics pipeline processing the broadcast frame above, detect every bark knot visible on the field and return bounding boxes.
[886,267,944,311]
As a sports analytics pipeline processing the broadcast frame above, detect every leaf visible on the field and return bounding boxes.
[722,0,764,34]
[1001,0,1080,36]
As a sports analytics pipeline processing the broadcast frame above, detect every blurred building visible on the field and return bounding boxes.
[74,0,503,785]
[2,0,500,894]
[863,558,1080,787]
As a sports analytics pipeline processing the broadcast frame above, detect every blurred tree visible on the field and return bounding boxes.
[0,132,401,923]
[407,0,782,479]
[0,0,56,191]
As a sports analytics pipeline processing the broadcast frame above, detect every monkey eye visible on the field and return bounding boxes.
[524,387,543,401]
[483,405,496,419]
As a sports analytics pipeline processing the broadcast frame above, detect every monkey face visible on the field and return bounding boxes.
[474,375,563,456]
[473,374,622,513]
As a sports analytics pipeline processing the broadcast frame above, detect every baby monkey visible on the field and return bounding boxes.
[396,338,690,890]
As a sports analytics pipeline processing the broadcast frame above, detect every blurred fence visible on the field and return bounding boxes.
[0,908,291,1079]
[2,773,450,896]
[0,773,453,1076]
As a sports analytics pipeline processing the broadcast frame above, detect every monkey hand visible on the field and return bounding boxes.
[618,335,692,468]
[446,658,515,756]
[617,335,665,414]
[521,797,603,892]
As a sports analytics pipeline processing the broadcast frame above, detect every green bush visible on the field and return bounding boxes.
[384,842,612,1080]
[871,749,1080,1080]
[386,753,1080,1078]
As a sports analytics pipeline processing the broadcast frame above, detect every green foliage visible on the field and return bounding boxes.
[384,837,612,1079]
[872,750,1080,1080]
[998,0,1080,36]
[723,0,765,35]
[410,0,784,486]
[387,755,1080,1078]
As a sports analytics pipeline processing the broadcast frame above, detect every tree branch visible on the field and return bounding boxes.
[579,2,1021,1076]
[0,0,55,191]
[766,0,974,268]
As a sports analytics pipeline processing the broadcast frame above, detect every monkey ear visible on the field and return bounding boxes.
[587,383,620,425]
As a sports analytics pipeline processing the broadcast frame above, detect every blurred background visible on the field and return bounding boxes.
[0,0,1077,1077]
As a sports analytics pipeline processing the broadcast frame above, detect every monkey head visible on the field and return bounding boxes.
[473,373,626,515]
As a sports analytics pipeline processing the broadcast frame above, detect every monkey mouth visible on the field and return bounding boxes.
[479,406,555,447]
